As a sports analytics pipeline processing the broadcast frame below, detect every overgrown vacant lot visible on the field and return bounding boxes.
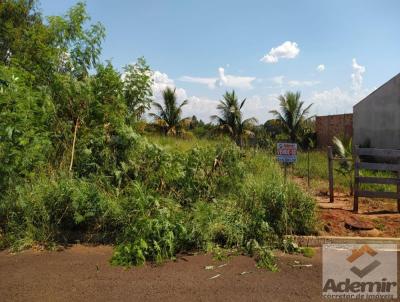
[0,1,316,270]
[0,133,317,268]
[1,1,399,301]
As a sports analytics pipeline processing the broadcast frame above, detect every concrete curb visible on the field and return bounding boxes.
[286,235,400,247]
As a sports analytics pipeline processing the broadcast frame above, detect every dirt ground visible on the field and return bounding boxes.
[293,175,400,237]
[0,245,398,302]
[317,193,400,237]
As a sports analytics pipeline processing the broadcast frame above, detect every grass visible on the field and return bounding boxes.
[2,132,317,268]
[145,133,222,152]
[140,137,396,196]
[300,247,315,258]
[294,150,396,194]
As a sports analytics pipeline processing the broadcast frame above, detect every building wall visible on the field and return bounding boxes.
[353,73,400,149]
[316,114,353,148]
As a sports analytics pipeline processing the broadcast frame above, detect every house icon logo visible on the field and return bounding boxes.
[322,244,397,299]
[346,244,381,278]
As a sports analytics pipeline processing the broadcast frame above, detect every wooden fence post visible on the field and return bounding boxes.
[353,146,359,213]
[327,146,334,203]
[398,170,400,213]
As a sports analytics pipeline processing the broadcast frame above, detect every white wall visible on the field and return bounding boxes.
[353,73,400,149]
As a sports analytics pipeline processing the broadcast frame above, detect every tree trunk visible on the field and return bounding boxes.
[69,117,79,173]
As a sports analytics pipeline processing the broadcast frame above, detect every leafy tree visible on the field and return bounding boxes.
[269,91,313,143]
[122,57,153,121]
[75,62,130,178]
[211,90,257,147]
[264,119,283,139]
[150,87,189,136]
[0,0,51,75]
[0,1,105,83]
[0,65,53,192]
[47,2,105,79]
[252,125,274,149]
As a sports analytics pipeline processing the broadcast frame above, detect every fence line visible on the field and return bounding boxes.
[353,147,400,213]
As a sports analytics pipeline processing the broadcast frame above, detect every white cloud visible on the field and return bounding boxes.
[310,86,371,115]
[260,41,300,63]
[151,71,277,122]
[307,59,369,115]
[216,67,255,89]
[351,58,366,91]
[271,75,285,86]
[267,76,319,88]
[241,94,280,121]
[152,71,187,101]
[317,64,325,72]
[150,71,219,122]
[179,67,256,89]
[179,76,217,89]
[288,80,320,87]
[184,94,280,123]
[183,96,219,121]
[310,87,353,115]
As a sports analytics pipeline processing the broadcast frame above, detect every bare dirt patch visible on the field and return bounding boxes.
[293,175,400,237]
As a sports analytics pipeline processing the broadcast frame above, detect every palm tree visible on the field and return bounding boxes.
[269,91,313,143]
[211,90,257,147]
[150,87,189,136]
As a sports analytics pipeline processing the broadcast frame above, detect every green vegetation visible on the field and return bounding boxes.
[270,91,314,147]
[300,247,315,258]
[333,136,354,195]
[150,87,189,137]
[294,150,395,193]
[0,1,316,269]
[145,134,220,152]
[211,90,257,147]
[123,57,153,121]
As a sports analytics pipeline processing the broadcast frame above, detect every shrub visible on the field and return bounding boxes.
[111,183,187,266]
[1,173,109,249]
[0,134,317,269]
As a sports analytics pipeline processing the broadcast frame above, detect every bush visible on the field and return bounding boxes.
[0,133,317,269]
[111,183,187,266]
[1,173,110,249]
[260,182,316,236]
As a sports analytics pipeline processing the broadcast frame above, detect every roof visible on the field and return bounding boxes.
[353,73,400,109]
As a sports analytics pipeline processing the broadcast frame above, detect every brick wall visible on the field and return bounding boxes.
[316,114,353,148]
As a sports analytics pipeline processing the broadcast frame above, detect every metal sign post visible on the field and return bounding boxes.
[276,143,297,182]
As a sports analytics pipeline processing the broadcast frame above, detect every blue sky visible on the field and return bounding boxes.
[39,0,400,123]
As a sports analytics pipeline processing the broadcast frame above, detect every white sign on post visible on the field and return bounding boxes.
[276,143,297,164]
